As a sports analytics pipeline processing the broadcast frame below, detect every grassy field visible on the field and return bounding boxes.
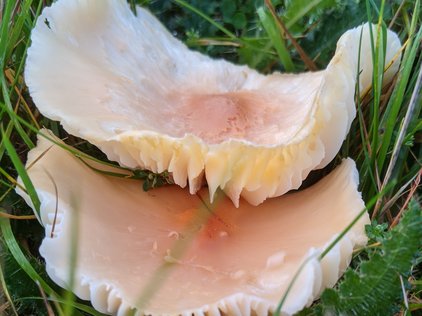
[0,0,421,315]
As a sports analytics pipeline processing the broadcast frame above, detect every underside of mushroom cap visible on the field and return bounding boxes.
[17,131,370,316]
[24,0,401,205]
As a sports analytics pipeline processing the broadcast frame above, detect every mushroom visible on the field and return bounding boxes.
[24,0,401,206]
[17,131,370,316]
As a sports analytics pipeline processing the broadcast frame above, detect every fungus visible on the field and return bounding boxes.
[17,132,370,315]
[25,0,401,206]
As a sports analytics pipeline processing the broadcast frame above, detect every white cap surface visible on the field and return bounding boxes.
[25,0,401,205]
[17,132,370,316]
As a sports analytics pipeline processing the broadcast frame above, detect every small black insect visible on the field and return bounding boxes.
[44,18,51,29]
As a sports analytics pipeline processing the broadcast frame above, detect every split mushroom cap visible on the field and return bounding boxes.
[17,131,370,316]
[25,0,401,206]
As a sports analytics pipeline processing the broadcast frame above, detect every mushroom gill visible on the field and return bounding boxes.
[16,132,370,316]
[24,0,401,206]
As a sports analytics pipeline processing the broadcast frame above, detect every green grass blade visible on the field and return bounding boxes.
[369,0,386,173]
[5,0,34,63]
[173,0,237,40]
[0,0,16,69]
[9,0,44,91]
[285,0,325,28]
[62,195,80,316]
[0,101,132,171]
[16,297,106,316]
[274,187,393,315]
[1,218,99,315]
[0,218,54,294]
[0,260,19,316]
[1,128,40,215]
[381,57,422,190]
[1,76,35,148]
[320,202,422,315]
[257,7,294,72]
[377,0,421,173]
[354,28,378,196]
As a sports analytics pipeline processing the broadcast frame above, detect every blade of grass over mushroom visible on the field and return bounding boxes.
[62,195,81,316]
[372,35,421,217]
[353,29,378,196]
[366,0,386,176]
[1,218,98,316]
[274,187,390,316]
[135,192,225,310]
[317,184,394,260]
[0,104,135,173]
[257,6,295,72]
[0,218,55,297]
[318,202,422,316]
[358,0,420,204]
[18,134,370,315]
[379,58,422,206]
[1,128,40,215]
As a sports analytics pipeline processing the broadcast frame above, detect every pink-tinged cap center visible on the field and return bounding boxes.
[177,92,254,144]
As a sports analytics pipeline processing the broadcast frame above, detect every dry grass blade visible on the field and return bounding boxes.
[360,40,406,100]
[36,280,56,316]
[399,275,410,312]
[4,69,41,129]
[380,172,420,215]
[0,166,26,192]
[389,0,407,29]
[0,302,11,314]
[382,63,422,187]
[353,241,382,254]
[0,263,18,316]
[43,169,59,238]
[0,212,37,220]
[390,169,421,228]
[26,145,53,170]
[194,38,241,47]
[374,61,422,218]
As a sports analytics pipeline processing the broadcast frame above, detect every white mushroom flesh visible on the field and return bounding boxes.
[25,0,401,206]
[17,132,370,316]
